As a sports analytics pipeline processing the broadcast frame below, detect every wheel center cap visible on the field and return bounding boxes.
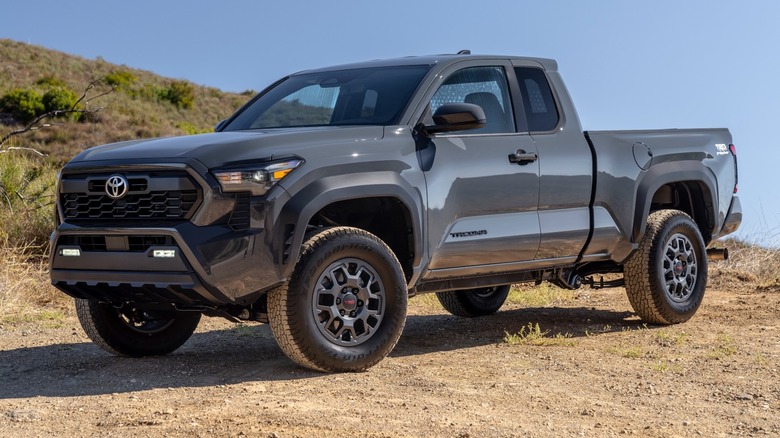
[342,293,358,311]
[674,260,685,275]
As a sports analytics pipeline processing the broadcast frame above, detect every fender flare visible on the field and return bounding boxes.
[272,171,424,278]
[632,161,718,244]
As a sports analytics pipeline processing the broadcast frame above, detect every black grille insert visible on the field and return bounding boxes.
[60,171,201,223]
[128,235,173,251]
[59,235,107,251]
[58,235,175,252]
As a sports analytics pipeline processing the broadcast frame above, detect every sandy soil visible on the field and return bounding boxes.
[1,278,778,437]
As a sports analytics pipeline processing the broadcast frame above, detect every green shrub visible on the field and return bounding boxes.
[161,80,195,109]
[136,83,164,101]
[104,71,138,90]
[34,75,68,88]
[178,121,212,135]
[0,89,45,123]
[42,87,79,116]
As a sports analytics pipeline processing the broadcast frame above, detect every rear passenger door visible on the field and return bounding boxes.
[510,63,593,262]
[420,61,541,272]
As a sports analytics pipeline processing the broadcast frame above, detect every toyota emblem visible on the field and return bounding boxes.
[105,174,129,199]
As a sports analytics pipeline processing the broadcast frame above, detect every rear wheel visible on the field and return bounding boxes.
[75,299,201,356]
[435,285,511,317]
[624,210,707,324]
[268,227,407,372]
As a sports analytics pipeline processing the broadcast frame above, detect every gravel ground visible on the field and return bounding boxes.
[1,279,778,437]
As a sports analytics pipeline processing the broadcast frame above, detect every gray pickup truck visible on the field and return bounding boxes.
[51,53,741,371]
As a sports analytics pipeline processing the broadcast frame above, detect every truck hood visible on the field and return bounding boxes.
[70,126,385,168]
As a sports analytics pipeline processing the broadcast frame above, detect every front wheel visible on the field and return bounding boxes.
[75,299,201,356]
[268,227,408,372]
[624,210,707,324]
[435,285,511,317]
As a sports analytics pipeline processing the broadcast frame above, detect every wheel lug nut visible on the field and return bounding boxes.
[339,309,345,316]
[357,300,364,307]
[349,311,356,317]
[352,288,358,294]
[336,298,342,305]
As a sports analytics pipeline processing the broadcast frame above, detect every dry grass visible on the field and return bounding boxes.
[507,282,575,306]
[502,322,576,347]
[410,282,575,311]
[0,246,71,325]
[710,238,780,290]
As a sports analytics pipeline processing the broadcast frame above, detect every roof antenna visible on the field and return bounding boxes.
[457,49,471,55]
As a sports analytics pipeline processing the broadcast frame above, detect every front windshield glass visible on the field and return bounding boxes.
[224,65,430,130]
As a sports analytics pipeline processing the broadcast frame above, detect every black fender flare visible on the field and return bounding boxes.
[272,171,424,278]
[632,160,718,244]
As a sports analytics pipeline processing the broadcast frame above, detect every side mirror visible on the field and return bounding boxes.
[214,119,228,132]
[423,103,485,135]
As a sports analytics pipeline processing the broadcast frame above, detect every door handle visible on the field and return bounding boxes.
[508,149,538,165]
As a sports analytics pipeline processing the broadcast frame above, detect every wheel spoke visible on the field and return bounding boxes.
[662,233,698,303]
[312,257,386,346]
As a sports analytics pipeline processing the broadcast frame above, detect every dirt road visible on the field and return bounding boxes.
[1,279,778,437]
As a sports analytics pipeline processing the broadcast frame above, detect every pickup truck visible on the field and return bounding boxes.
[51,53,742,372]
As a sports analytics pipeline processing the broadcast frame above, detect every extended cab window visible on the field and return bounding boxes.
[225,65,430,130]
[429,66,515,134]
[514,67,559,132]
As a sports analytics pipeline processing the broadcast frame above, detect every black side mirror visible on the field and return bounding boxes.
[214,119,228,132]
[423,103,485,135]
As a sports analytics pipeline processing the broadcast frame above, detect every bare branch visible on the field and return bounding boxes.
[0,147,47,156]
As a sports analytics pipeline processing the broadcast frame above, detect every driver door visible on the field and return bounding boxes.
[421,62,541,274]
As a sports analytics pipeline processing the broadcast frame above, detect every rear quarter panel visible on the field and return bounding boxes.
[586,128,734,262]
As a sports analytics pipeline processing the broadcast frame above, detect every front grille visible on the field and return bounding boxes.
[58,235,175,252]
[128,235,173,251]
[61,191,198,219]
[59,171,201,224]
[59,235,107,251]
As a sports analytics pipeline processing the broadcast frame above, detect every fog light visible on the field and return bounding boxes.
[153,249,176,258]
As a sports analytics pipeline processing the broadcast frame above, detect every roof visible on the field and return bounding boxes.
[293,53,559,75]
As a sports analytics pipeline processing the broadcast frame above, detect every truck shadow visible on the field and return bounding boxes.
[0,306,645,399]
[392,306,643,358]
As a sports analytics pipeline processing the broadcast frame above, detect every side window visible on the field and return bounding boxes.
[514,67,559,132]
[430,66,515,134]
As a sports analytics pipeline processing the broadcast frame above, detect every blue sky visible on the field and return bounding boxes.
[1,1,778,244]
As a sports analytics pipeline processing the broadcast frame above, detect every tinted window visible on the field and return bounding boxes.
[430,66,515,134]
[514,67,559,132]
[225,65,430,130]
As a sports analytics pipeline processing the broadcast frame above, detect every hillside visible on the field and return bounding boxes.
[0,38,251,162]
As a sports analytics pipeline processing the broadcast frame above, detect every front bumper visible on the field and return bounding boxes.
[50,161,289,308]
[50,221,283,307]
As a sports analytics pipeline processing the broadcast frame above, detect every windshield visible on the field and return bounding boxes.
[223,65,430,130]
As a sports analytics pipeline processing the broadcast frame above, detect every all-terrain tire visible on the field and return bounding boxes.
[267,227,408,372]
[624,209,707,324]
[435,285,511,317]
[75,299,201,357]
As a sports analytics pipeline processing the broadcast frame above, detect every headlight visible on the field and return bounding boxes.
[213,159,303,196]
